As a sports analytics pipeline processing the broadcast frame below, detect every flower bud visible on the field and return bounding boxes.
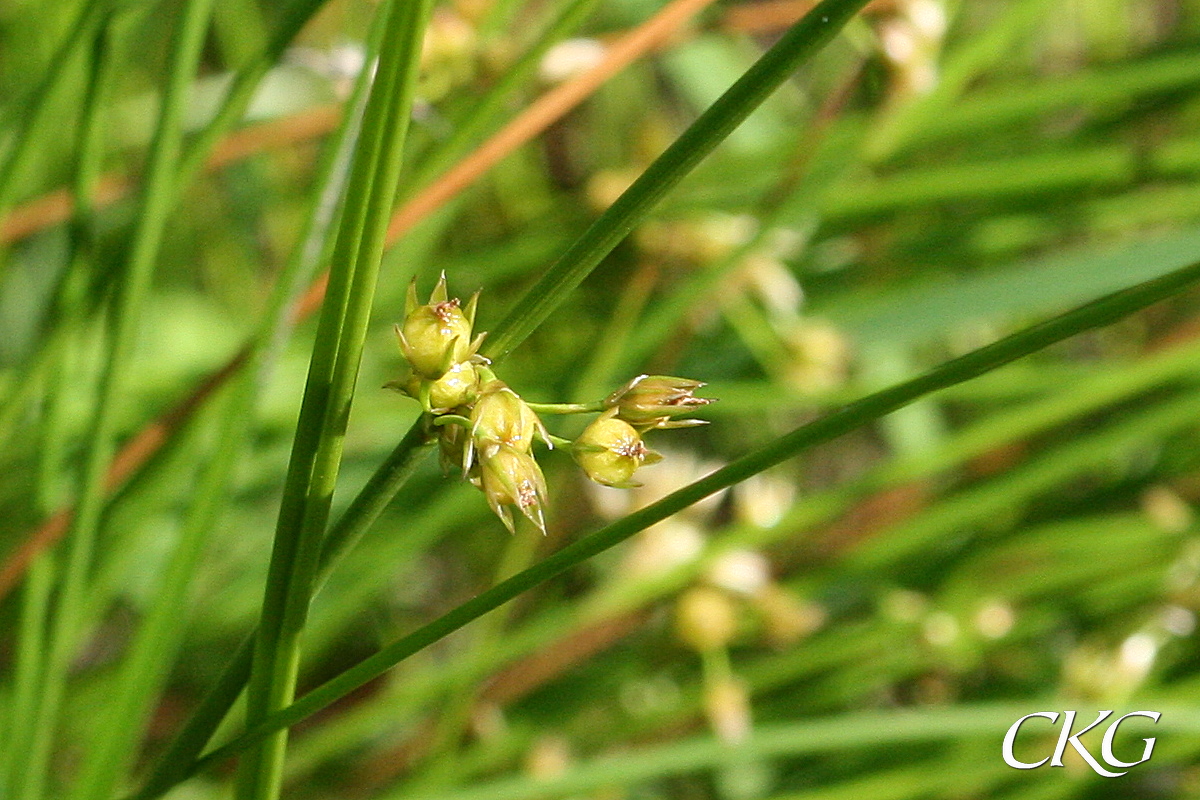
[395,274,482,379]
[470,380,549,454]
[753,585,824,647]
[572,412,661,488]
[604,375,713,430]
[478,443,548,534]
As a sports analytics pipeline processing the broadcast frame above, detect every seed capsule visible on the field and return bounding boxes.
[478,443,548,534]
[572,412,661,487]
[395,273,483,380]
[604,375,713,430]
[470,380,550,454]
[675,586,738,653]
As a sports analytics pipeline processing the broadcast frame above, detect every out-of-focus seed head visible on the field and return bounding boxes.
[419,8,479,102]
[753,586,825,647]
[675,586,738,653]
[478,443,548,534]
[705,549,771,597]
[703,676,752,745]
[604,375,713,430]
[470,380,550,454]
[572,412,661,488]
[538,37,606,84]
[782,320,850,394]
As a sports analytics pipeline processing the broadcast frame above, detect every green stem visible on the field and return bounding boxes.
[2,14,115,793]
[525,401,606,415]
[174,246,1200,788]
[69,385,244,800]
[0,555,54,798]
[126,15,397,796]
[17,2,216,797]
[171,0,327,201]
[129,421,437,800]
[0,0,100,221]
[235,1,433,797]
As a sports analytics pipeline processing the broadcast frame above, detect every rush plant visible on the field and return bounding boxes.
[5,0,1200,799]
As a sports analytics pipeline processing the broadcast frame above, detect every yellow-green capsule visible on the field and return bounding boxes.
[604,374,713,430]
[423,360,479,412]
[675,586,738,653]
[572,412,661,488]
[386,360,478,414]
[478,443,548,534]
[395,274,483,379]
[469,380,549,454]
[395,302,473,379]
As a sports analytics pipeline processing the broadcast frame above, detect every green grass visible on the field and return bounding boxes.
[5,1,1200,799]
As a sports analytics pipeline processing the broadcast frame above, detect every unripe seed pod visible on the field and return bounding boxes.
[396,300,474,379]
[419,360,479,412]
[572,413,659,487]
[479,443,548,534]
[471,381,548,453]
[604,375,713,430]
[394,273,482,380]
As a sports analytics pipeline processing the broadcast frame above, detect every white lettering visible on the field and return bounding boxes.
[1003,710,1161,777]
[1002,712,1059,769]
[1100,711,1160,769]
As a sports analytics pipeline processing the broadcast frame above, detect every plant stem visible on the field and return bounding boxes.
[234,1,432,796]
[525,401,606,414]
[0,0,99,223]
[0,12,116,788]
[126,14,395,795]
[16,1,216,797]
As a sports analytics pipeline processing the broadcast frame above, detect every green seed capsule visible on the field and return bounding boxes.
[478,443,548,534]
[470,380,549,453]
[604,374,713,429]
[572,413,660,487]
[395,300,474,380]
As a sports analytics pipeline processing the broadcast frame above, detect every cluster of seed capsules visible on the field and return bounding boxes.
[390,275,714,533]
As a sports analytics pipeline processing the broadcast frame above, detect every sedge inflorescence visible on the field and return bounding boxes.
[389,274,714,534]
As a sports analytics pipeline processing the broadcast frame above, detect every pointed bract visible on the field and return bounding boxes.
[430,270,449,304]
[405,277,420,317]
[464,290,480,329]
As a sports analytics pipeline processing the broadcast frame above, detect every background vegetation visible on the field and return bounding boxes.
[4,0,1200,798]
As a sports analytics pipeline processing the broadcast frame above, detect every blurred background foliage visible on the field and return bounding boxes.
[5,0,1200,798]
